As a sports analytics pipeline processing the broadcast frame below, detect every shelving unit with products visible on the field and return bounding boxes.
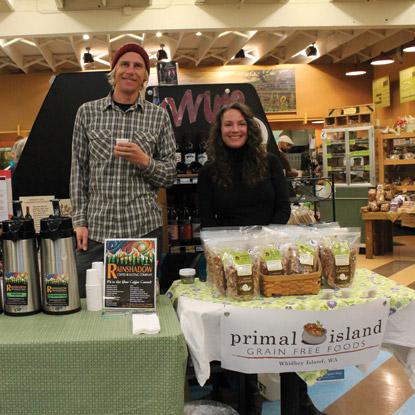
[321,126,375,186]
[324,104,374,128]
[377,131,415,191]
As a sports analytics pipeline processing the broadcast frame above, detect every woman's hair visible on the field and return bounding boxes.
[207,102,268,188]
[11,137,28,164]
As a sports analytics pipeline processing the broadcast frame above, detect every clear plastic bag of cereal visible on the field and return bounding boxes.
[319,228,360,288]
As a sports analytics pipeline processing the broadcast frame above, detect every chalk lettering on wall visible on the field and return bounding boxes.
[160,89,246,127]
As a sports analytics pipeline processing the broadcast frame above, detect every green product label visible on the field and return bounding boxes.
[298,244,315,268]
[5,272,28,306]
[327,166,332,172]
[232,251,252,266]
[326,139,332,146]
[349,139,356,145]
[350,150,369,157]
[364,165,371,171]
[261,248,283,272]
[46,274,69,307]
[332,241,352,285]
[326,154,332,159]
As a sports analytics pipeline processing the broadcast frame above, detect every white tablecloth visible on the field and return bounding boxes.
[177,297,415,387]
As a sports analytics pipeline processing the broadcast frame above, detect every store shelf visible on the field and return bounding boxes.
[169,244,203,254]
[174,174,198,185]
[378,131,415,190]
[396,185,415,191]
[379,132,415,140]
[384,159,415,166]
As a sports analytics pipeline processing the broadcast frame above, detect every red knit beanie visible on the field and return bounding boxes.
[111,43,150,74]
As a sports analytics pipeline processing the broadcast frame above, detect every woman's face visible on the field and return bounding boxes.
[220,109,248,149]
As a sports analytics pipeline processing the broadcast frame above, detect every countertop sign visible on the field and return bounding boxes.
[104,239,157,311]
[220,298,389,373]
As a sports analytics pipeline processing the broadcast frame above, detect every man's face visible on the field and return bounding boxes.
[114,52,147,95]
[279,141,292,152]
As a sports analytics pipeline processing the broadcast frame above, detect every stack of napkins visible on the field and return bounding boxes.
[132,313,160,335]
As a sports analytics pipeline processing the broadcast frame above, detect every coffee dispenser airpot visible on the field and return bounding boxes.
[39,207,81,315]
[1,202,41,316]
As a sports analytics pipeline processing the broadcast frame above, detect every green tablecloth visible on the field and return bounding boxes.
[0,296,187,415]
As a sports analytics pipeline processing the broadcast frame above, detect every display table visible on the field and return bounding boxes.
[168,269,415,388]
[0,296,187,415]
[361,211,415,258]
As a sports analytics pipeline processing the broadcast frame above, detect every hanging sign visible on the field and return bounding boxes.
[400,66,415,103]
[221,298,389,373]
[104,239,157,311]
[372,76,390,108]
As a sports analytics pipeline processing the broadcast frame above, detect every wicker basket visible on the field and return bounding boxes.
[260,261,321,297]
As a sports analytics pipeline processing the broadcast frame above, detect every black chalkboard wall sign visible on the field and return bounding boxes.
[13,72,111,199]
[145,83,279,155]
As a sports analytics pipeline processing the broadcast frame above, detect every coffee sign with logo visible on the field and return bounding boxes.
[220,299,389,373]
[104,239,157,310]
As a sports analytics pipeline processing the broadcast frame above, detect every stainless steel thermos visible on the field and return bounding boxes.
[1,218,42,316]
[39,216,81,314]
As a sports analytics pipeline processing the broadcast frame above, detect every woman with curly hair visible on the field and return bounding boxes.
[198,102,326,415]
[198,102,290,227]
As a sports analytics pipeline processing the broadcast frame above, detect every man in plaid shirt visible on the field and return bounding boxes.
[70,43,176,296]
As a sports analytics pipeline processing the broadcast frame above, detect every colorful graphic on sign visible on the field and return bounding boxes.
[104,239,157,310]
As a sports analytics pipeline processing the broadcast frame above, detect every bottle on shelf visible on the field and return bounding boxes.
[191,208,201,240]
[167,208,179,242]
[183,135,196,171]
[176,136,187,175]
[197,134,208,167]
[178,206,192,242]
[25,206,32,219]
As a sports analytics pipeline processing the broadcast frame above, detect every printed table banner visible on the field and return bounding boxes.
[221,298,389,373]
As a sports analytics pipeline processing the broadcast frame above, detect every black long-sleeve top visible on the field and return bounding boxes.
[198,148,291,227]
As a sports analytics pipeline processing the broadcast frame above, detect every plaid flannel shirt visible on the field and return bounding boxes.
[70,93,176,243]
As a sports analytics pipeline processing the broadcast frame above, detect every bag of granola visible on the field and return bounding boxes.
[222,241,258,301]
[319,228,360,288]
[201,228,242,295]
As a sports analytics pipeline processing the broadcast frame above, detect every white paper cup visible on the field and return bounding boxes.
[86,268,100,285]
[116,138,129,144]
[86,284,103,311]
[92,262,104,280]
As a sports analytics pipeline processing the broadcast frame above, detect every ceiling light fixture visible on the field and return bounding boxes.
[82,34,90,41]
[234,49,245,59]
[83,47,94,64]
[346,69,367,76]
[311,120,325,124]
[157,44,168,61]
[196,32,202,37]
[305,43,317,57]
[345,55,367,76]
[403,40,415,53]
[156,32,162,38]
[370,52,394,66]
